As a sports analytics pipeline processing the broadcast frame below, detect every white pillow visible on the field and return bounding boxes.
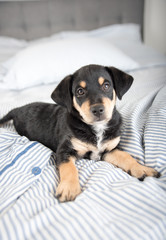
[2,37,139,90]
[0,36,27,48]
[48,23,142,44]
[89,24,142,43]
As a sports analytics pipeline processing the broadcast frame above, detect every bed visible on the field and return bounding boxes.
[0,1,166,239]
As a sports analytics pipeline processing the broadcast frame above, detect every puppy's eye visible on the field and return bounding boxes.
[102,82,110,91]
[77,87,85,96]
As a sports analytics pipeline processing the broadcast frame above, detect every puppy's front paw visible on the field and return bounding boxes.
[128,165,160,181]
[56,180,81,202]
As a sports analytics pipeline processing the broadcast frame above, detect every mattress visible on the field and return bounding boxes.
[0,24,166,240]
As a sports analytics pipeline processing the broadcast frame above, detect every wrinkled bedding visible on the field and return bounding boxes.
[0,25,166,239]
[0,65,166,239]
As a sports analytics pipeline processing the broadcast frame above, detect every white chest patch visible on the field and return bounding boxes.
[93,122,107,148]
[71,122,120,161]
[91,122,107,160]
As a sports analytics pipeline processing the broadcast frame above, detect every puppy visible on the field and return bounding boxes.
[0,64,160,202]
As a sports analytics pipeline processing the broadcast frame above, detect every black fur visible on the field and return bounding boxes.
[0,64,133,167]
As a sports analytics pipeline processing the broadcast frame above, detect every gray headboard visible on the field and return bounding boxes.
[0,0,144,40]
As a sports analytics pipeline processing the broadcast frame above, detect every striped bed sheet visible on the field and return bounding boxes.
[0,66,166,240]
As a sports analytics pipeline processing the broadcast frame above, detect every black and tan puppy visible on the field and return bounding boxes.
[0,64,160,202]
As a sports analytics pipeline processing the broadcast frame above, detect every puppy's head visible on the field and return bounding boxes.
[51,65,133,125]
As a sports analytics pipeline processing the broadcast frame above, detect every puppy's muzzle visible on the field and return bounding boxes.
[90,104,105,121]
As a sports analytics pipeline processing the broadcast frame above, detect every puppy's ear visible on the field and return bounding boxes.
[106,67,133,100]
[51,75,73,111]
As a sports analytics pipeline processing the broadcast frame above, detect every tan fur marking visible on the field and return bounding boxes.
[56,156,81,202]
[73,90,116,124]
[102,90,116,121]
[98,77,105,85]
[101,136,120,152]
[71,137,97,157]
[71,137,120,161]
[104,149,159,178]
[73,97,94,124]
[80,81,86,88]
[58,157,76,182]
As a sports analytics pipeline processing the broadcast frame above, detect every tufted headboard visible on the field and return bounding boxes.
[0,0,144,40]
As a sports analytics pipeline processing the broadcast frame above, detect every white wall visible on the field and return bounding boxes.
[144,0,166,54]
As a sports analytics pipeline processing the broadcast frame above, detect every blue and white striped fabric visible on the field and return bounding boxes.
[0,68,166,240]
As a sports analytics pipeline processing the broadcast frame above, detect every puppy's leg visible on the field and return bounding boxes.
[103,149,160,180]
[56,156,81,202]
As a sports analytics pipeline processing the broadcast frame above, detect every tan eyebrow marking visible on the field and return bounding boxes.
[98,77,105,85]
[80,81,86,88]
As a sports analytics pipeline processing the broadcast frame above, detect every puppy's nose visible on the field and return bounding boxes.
[91,105,105,117]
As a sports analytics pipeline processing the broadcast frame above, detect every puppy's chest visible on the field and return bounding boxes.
[71,124,120,161]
